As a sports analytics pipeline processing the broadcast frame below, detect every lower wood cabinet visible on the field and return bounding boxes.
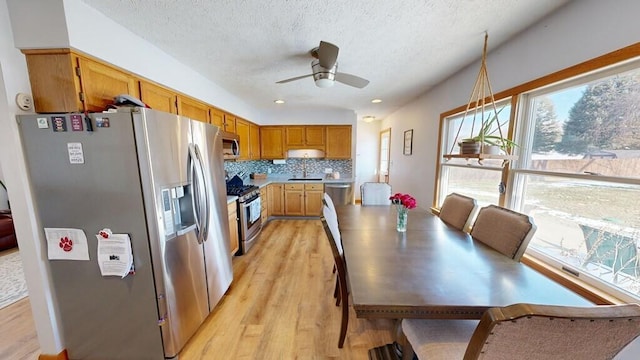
[269,184,285,216]
[227,201,239,256]
[260,186,269,224]
[303,183,324,216]
[284,183,323,216]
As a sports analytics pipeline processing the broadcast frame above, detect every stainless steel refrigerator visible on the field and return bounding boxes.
[17,108,233,359]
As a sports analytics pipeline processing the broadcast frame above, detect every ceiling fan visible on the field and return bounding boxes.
[276,41,370,89]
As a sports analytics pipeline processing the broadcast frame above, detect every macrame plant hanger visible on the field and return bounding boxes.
[445,32,514,165]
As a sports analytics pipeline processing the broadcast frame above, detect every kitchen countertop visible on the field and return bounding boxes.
[227,195,238,204]
[244,174,355,188]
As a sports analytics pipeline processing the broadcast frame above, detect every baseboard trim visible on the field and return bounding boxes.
[39,349,68,360]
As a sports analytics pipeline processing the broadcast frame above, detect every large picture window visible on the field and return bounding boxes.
[437,54,640,302]
[511,60,640,301]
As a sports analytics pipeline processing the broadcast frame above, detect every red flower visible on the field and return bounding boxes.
[389,193,417,209]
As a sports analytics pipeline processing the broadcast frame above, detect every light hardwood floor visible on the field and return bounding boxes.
[0,219,395,359]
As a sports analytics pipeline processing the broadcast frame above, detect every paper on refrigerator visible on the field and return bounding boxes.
[96,233,134,278]
[45,228,90,260]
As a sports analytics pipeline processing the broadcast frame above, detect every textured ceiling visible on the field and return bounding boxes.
[80,0,569,122]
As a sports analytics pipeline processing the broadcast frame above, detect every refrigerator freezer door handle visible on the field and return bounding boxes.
[193,144,211,242]
[188,144,204,244]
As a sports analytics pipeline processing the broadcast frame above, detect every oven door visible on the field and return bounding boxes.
[239,196,262,253]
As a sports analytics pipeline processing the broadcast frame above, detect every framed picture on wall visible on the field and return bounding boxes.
[403,129,413,155]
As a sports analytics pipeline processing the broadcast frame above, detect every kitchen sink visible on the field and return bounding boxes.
[287,178,323,181]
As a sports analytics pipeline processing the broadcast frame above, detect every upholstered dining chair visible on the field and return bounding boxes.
[401,303,640,360]
[360,182,392,205]
[320,204,349,348]
[323,192,338,220]
[438,193,478,232]
[322,192,342,302]
[470,205,536,261]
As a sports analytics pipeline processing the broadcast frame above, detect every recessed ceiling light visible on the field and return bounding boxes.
[274,99,285,104]
[371,99,382,103]
[362,116,376,123]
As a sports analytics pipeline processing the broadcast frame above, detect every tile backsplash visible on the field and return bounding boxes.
[224,159,352,177]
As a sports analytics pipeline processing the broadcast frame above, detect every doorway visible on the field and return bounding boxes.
[378,128,391,183]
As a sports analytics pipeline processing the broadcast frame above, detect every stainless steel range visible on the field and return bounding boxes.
[227,184,261,254]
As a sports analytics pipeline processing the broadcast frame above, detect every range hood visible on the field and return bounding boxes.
[287,149,325,158]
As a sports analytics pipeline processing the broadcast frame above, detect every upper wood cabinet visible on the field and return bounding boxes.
[139,80,177,114]
[24,50,82,113]
[326,126,352,159]
[249,123,261,160]
[23,49,138,113]
[260,126,286,159]
[224,114,236,133]
[235,118,251,160]
[234,118,261,160]
[78,58,139,112]
[178,96,210,123]
[285,126,325,149]
[210,108,225,129]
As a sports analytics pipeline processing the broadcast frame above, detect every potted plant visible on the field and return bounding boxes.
[459,107,518,155]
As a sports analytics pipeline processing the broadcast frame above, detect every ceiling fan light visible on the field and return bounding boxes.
[315,78,334,88]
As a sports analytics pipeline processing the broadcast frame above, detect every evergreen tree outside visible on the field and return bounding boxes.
[556,75,640,155]
[532,97,561,153]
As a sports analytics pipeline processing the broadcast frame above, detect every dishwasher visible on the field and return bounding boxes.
[325,182,354,205]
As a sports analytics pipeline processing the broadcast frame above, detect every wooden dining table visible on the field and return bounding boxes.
[337,205,593,320]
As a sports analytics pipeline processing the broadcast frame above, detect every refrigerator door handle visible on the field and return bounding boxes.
[188,144,205,244]
[193,144,211,242]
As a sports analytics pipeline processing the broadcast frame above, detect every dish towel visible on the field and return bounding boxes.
[250,197,261,223]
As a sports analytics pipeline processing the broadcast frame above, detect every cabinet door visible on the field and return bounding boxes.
[228,202,239,255]
[210,108,225,129]
[249,123,261,160]
[305,126,326,147]
[260,187,269,223]
[224,114,236,133]
[78,57,139,112]
[139,81,177,114]
[285,126,305,146]
[178,97,210,123]
[260,127,285,159]
[326,126,352,159]
[285,188,305,216]
[269,184,285,216]
[24,51,82,113]
[235,119,250,160]
[304,183,324,216]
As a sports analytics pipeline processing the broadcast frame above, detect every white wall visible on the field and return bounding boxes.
[382,0,640,210]
[1,0,65,355]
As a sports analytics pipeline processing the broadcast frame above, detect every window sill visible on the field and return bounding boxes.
[521,254,627,305]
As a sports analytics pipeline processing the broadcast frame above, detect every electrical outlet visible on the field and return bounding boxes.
[324,168,333,173]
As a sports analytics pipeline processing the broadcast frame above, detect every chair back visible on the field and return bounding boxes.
[323,192,337,218]
[360,182,392,205]
[465,303,640,360]
[470,205,536,261]
[321,204,342,256]
[439,193,478,232]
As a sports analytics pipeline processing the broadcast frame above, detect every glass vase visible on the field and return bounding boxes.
[396,207,408,232]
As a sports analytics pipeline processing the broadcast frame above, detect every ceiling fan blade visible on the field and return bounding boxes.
[334,72,370,88]
[318,41,339,69]
[276,73,314,84]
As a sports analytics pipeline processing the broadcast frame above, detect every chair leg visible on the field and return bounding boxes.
[338,277,349,348]
[335,276,341,306]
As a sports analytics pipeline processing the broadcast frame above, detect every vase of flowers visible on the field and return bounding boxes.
[389,193,417,232]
